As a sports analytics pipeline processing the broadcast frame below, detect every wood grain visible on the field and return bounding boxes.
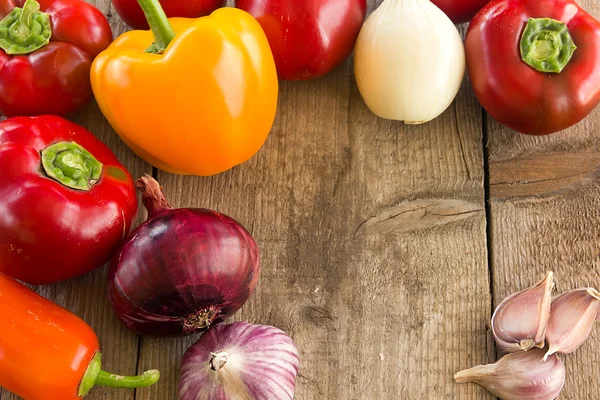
[487,1,600,399]
[135,2,493,398]
[0,2,153,399]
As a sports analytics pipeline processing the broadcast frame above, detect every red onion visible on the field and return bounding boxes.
[107,176,260,336]
[178,322,300,400]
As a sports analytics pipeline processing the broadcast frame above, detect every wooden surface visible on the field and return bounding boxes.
[2,0,600,399]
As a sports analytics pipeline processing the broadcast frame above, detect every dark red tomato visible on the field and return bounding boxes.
[112,0,226,30]
[466,0,600,135]
[431,0,491,24]
[0,116,137,284]
[235,0,367,80]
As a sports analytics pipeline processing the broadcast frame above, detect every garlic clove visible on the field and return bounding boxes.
[491,272,554,352]
[454,348,565,400]
[544,287,600,360]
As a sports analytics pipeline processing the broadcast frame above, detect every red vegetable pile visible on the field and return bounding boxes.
[1,0,600,398]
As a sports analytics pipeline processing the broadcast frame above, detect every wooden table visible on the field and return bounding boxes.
[2,0,600,399]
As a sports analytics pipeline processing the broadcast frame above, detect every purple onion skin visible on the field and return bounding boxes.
[108,192,260,336]
[178,322,300,400]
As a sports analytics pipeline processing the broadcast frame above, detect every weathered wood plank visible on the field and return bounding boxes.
[488,2,600,399]
[0,2,153,399]
[135,2,492,398]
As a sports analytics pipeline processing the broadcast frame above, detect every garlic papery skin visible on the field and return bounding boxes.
[544,287,600,360]
[354,0,465,124]
[491,271,553,353]
[178,322,300,400]
[454,348,566,400]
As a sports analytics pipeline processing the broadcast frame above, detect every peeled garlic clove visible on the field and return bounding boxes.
[544,287,600,360]
[491,271,554,352]
[454,348,565,400]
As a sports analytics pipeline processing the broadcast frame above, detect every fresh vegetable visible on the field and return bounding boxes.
[0,0,112,117]
[0,115,137,285]
[108,176,260,336]
[455,349,565,400]
[178,322,300,400]
[544,287,600,360]
[458,272,600,399]
[235,0,366,80]
[0,272,160,400]
[112,0,224,29]
[354,0,465,124]
[491,271,553,353]
[91,0,278,176]
[465,0,600,135]
[430,0,491,24]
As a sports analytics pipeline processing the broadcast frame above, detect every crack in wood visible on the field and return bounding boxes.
[490,152,600,198]
[354,199,483,237]
[491,168,598,186]
[455,103,472,180]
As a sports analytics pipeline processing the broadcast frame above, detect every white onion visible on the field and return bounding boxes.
[354,0,466,124]
[178,322,300,400]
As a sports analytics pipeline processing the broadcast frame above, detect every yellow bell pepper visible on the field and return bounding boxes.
[91,1,278,176]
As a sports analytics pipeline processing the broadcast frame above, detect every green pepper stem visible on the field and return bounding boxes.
[520,17,577,73]
[15,0,38,37]
[95,370,161,388]
[136,0,175,54]
[0,0,51,55]
[79,353,160,397]
[41,141,103,191]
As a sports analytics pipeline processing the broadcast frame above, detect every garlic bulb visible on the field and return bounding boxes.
[491,272,553,352]
[354,0,465,124]
[544,287,600,360]
[178,322,300,400]
[455,348,566,400]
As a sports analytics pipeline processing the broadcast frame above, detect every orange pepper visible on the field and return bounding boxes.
[0,273,159,399]
[90,1,278,176]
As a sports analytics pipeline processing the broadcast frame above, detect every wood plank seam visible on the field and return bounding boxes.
[481,110,496,340]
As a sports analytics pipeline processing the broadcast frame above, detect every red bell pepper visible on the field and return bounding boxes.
[465,0,600,135]
[0,0,112,117]
[235,0,367,80]
[112,0,225,30]
[0,115,137,285]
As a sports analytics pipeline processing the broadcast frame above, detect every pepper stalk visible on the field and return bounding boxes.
[79,353,160,396]
[0,0,51,55]
[520,17,577,73]
[137,0,176,54]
